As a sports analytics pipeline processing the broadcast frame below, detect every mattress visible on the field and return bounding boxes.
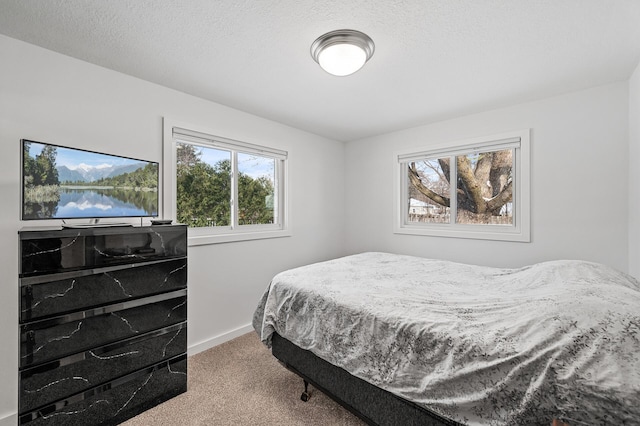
[253,252,640,425]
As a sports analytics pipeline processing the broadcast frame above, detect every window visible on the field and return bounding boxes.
[163,120,289,245]
[394,129,530,242]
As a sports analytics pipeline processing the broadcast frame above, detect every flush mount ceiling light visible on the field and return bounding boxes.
[310,29,375,77]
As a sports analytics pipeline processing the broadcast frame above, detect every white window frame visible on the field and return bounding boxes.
[163,118,291,246]
[394,129,530,242]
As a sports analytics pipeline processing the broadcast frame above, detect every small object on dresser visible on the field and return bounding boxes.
[151,219,173,225]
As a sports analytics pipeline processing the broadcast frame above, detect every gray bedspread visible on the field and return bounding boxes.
[253,252,640,425]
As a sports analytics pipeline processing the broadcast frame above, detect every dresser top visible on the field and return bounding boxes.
[19,224,186,239]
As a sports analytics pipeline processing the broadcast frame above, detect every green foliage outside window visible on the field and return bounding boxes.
[238,174,274,225]
[176,143,275,228]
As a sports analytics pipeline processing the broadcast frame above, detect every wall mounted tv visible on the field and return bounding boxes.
[21,139,159,221]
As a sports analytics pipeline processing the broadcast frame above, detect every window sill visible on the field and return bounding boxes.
[394,225,530,242]
[187,228,292,246]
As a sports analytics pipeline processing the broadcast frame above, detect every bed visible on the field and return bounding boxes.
[252,252,640,425]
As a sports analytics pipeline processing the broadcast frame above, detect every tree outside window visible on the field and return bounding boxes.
[408,149,514,225]
[395,130,530,242]
[175,142,280,229]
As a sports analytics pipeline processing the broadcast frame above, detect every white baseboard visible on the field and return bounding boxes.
[0,412,17,426]
[187,323,253,356]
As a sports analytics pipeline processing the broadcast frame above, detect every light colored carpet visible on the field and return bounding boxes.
[122,332,366,426]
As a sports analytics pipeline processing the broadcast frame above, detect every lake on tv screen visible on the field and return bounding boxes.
[58,188,157,218]
[24,188,158,219]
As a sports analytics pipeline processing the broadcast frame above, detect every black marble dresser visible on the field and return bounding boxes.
[18,225,188,425]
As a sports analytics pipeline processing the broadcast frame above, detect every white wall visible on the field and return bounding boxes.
[629,61,640,279]
[345,83,630,272]
[0,35,346,423]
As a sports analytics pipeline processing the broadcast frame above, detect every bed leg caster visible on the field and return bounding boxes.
[301,380,310,402]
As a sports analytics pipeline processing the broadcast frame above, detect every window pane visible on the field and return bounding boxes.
[455,149,513,225]
[176,142,231,227]
[407,159,450,223]
[237,153,276,225]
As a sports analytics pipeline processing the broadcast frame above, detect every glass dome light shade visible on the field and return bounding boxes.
[317,43,367,76]
[311,29,374,77]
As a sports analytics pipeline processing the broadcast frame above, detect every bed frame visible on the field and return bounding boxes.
[272,333,572,426]
[271,332,461,426]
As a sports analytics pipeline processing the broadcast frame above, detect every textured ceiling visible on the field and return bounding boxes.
[1,0,640,142]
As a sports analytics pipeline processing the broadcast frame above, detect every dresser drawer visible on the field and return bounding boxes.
[20,225,187,277]
[20,355,187,426]
[21,258,187,322]
[20,291,187,368]
[20,322,186,414]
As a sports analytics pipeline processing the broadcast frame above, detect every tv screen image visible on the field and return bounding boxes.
[21,139,159,221]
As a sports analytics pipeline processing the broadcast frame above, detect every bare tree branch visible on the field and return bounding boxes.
[408,163,450,207]
[423,159,448,182]
[474,153,492,181]
[485,180,513,213]
[438,158,451,184]
[456,156,486,213]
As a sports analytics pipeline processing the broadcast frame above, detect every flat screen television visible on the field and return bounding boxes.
[21,139,159,221]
